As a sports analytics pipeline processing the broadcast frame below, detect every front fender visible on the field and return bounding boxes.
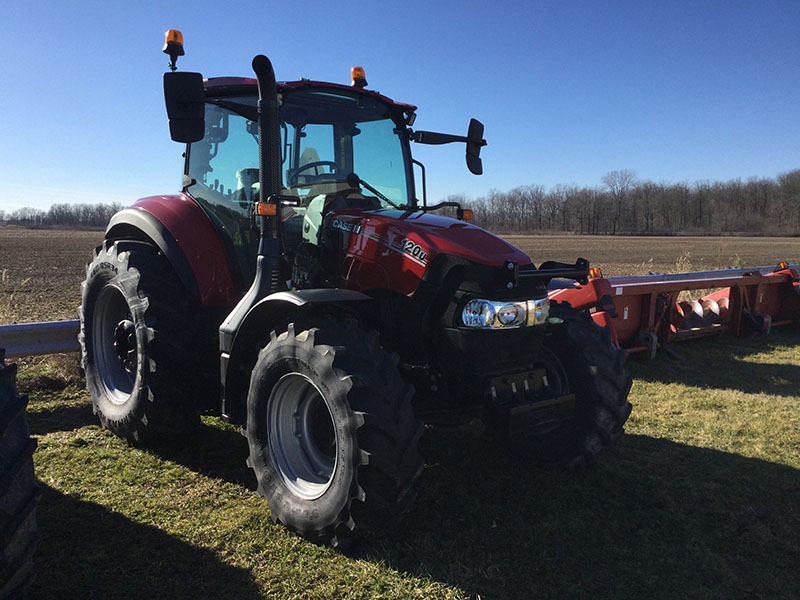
[106,194,237,306]
[220,288,373,424]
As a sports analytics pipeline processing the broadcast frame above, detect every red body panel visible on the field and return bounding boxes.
[129,194,237,306]
[329,209,532,296]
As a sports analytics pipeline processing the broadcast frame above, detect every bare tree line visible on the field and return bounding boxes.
[0,202,125,228]
[459,169,800,235]
[2,168,799,235]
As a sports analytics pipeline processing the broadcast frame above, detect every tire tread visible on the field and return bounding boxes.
[0,354,40,599]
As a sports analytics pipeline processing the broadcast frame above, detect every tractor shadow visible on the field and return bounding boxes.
[31,484,263,600]
[146,418,257,491]
[26,401,95,436]
[628,327,800,397]
[356,427,800,599]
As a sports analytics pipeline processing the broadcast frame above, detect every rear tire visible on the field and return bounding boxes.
[245,318,422,547]
[487,303,632,465]
[79,240,197,443]
[0,352,40,599]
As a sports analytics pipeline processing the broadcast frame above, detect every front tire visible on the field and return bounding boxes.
[79,240,196,443]
[245,319,422,546]
[486,303,633,464]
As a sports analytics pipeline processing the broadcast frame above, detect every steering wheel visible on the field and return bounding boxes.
[288,161,337,185]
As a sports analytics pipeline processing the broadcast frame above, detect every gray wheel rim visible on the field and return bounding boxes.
[92,285,136,405]
[267,373,338,500]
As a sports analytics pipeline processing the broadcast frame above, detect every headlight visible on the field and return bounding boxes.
[461,297,550,329]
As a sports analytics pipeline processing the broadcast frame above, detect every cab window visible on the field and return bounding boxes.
[186,104,259,282]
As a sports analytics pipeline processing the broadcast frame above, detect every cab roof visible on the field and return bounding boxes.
[203,77,417,113]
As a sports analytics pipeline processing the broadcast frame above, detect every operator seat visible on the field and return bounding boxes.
[234,168,259,208]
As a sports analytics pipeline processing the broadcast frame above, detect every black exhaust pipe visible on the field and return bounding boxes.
[218,55,284,365]
[252,54,282,247]
[251,54,282,292]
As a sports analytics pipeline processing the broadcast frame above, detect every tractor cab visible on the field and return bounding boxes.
[180,76,417,288]
[164,46,486,294]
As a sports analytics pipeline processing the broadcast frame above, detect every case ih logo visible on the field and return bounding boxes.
[333,220,428,267]
[332,219,363,234]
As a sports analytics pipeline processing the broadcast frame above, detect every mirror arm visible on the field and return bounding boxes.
[411,130,486,146]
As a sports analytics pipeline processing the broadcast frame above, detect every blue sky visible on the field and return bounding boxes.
[1,0,799,213]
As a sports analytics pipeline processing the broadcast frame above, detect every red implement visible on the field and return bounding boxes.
[549,264,800,359]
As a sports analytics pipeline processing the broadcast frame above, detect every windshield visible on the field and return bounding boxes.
[188,88,412,211]
[280,90,412,207]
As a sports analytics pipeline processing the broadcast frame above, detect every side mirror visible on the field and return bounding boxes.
[163,71,205,143]
[411,119,486,175]
[466,119,484,175]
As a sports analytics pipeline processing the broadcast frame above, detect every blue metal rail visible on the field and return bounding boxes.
[0,320,80,357]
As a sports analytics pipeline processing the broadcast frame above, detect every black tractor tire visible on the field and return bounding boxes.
[244,318,423,547]
[0,352,40,599]
[487,302,632,465]
[79,240,197,443]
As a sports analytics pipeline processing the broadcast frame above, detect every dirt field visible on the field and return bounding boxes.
[1,227,799,324]
[0,228,103,324]
[505,234,800,277]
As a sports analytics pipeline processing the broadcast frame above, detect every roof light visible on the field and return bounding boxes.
[163,29,185,72]
[589,267,603,279]
[351,66,367,88]
[457,209,473,221]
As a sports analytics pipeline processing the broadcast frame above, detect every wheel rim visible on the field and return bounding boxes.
[92,285,137,405]
[267,373,338,500]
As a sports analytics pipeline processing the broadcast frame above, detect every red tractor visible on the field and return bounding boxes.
[79,32,631,546]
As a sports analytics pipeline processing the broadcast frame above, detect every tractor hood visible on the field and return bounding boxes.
[330,208,531,270]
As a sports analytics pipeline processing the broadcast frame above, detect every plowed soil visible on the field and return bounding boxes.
[0,228,103,324]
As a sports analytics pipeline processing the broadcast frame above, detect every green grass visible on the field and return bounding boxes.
[20,329,800,599]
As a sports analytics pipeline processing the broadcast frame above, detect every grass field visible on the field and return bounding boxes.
[2,227,799,599]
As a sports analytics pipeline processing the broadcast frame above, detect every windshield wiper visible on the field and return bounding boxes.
[346,173,405,210]
[207,99,258,121]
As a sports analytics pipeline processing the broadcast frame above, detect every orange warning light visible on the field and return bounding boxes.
[256,202,277,216]
[351,66,367,88]
[163,30,184,50]
[163,29,185,71]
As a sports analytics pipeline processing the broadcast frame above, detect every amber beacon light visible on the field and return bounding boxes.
[351,66,367,88]
[163,29,185,71]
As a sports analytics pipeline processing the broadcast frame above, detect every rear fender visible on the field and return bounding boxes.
[220,288,373,424]
[105,194,237,306]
